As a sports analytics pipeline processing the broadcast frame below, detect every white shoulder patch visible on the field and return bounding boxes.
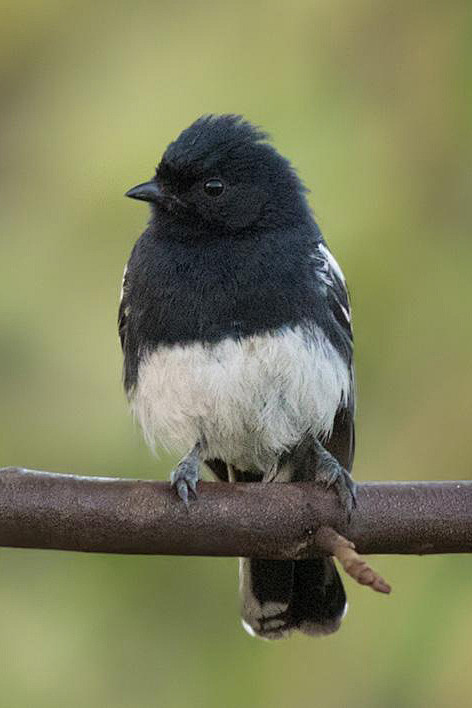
[318,243,346,283]
[120,264,128,303]
[315,244,351,324]
[340,303,351,324]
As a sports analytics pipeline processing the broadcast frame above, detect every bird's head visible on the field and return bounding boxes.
[125,114,310,238]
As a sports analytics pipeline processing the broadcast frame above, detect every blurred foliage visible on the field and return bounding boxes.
[0,0,471,706]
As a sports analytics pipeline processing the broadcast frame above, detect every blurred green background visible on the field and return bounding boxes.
[1,1,471,706]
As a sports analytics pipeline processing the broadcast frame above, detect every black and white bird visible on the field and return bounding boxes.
[120,115,356,639]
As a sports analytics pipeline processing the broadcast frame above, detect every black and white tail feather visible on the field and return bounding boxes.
[239,557,347,639]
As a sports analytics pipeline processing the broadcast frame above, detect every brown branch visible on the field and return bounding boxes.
[0,468,470,561]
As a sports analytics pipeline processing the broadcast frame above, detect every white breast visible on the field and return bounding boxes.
[130,324,351,472]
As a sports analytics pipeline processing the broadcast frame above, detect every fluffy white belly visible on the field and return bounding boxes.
[130,324,351,472]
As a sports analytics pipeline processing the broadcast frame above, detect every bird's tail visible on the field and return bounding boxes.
[239,556,346,639]
[206,459,348,638]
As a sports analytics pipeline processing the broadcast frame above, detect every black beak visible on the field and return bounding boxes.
[125,180,163,203]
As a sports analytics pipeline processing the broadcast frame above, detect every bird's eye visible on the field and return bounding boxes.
[203,178,225,197]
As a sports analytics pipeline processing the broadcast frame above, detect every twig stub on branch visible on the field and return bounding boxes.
[315,526,392,594]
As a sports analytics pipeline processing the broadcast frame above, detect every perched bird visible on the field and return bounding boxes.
[120,115,355,639]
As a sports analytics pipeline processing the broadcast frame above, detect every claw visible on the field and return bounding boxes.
[175,478,189,507]
[325,466,341,488]
[313,445,357,518]
[336,474,357,518]
[170,445,200,507]
[186,476,198,498]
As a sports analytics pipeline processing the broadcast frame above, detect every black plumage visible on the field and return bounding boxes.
[120,114,355,639]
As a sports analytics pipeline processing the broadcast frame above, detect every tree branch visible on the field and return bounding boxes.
[0,468,470,560]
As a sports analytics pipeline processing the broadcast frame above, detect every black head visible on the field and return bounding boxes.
[125,114,311,238]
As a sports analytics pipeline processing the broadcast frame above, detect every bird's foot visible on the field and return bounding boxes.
[314,445,357,517]
[170,445,201,507]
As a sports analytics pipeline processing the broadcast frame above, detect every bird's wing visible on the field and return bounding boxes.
[118,264,129,352]
[313,242,355,472]
[313,242,353,356]
[118,261,141,395]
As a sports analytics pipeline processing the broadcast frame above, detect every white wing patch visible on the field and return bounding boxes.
[118,264,131,353]
[340,304,351,324]
[120,264,128,303]
[318,243,346,283]
[314,244,351,325]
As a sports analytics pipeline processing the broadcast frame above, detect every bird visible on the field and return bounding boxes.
[120,114,356,639]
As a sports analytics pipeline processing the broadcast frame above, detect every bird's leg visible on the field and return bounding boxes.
[170,442,202,506]
[311,439,357,515]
